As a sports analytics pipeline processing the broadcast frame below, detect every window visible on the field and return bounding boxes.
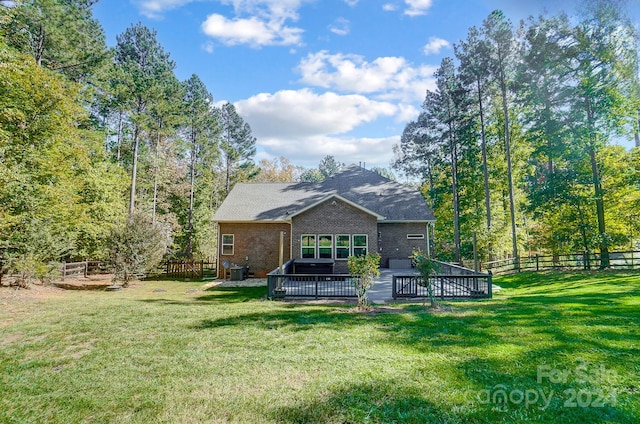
[318,235,333,259]
[301,235,316,258]
[336,235,350,259]
[221,234,234,255]
[353,234,368,256]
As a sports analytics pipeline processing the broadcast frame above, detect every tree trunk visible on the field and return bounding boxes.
[35,25,45,66]
[225,155,231,196]
[152,129,160,225]
[477,77,492,260]
[116,109,123,164]
[635,108,640,148]
[450,130,461,264]
[128,125,139,216]
[499,65,518,266]
[187,128,197,258]
[585,97,609,268]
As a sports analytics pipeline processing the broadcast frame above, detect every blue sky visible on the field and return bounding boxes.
[93,0,639,169]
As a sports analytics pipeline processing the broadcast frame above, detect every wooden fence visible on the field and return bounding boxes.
[482,250,640,275]
[165,260,217,279]
[60,261,110,281]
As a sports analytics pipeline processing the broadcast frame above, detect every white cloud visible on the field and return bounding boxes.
[297,50,437,102]
[136,0,191,18]
[343,0,359,6]
[137,0,307,46]
[382,3,397,12]
[234,89,401,167]
[329,18,350,36]
[198,0,308,46]
[257,135,400,169]
[235,89,397,138]
[201,13,303,46]
[202,41,215,53]
[395,104,420,123]
[404,0,433,16]
[423,36,450,55]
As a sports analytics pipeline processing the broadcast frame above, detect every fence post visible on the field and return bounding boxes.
[488,273,493,298]
[315,275,319,300]
[84,260,88,278]
[61,261,66,281]
[535,255,539,271]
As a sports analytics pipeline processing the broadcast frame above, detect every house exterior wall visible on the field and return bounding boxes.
[378,222,428,268]
[217,222,291,278]
[291,198,378,273]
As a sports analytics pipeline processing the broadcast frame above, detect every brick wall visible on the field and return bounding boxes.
[217,222,291,278]
[292,197,378,273]
[378,222,428,267]
[218,208,430,276]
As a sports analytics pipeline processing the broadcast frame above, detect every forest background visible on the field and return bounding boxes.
[1,0,639,278]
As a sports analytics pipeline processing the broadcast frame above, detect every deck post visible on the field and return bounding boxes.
[392,275,397,299]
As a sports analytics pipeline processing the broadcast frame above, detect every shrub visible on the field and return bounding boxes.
[347,253,381,308]
[412,249,437,307]
[107,213,171,286]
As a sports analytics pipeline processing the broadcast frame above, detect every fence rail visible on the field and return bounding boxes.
[60,261,110,281]
[165,260,216,279]
[483,250,640,275]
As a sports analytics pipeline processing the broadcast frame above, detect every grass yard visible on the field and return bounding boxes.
[1,271,638,423]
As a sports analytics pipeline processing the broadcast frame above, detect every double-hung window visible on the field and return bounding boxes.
[221,234,234,255]
[318,235,333,259]
[301,235,316,258]
[335,235,350,259]
[353,234,368,257]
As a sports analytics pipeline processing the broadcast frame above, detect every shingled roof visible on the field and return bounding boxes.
[213,165,435,222]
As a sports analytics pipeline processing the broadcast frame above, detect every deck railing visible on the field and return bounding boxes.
[393,259,492,300]
[267,259,358,299]
[267,273,357,299]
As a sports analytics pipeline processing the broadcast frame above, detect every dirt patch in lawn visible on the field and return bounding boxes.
[51,274,114,290]
[0,274,115,306]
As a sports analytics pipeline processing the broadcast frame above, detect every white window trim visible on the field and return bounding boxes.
[318,234,333,259]
[335,234,351,260]
[301,234,316,259]
[221,234,234,256]
[407,234,425,240]
[352,234,368,256]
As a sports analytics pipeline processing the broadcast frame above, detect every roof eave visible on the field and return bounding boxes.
[378,219,436,223]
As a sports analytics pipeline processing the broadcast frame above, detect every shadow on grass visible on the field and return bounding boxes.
[191,306,358,331]
[267,379,445,423]
[138,286,267,306]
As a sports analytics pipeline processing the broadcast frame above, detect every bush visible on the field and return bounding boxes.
[347,253,381,308]
[107,213,171,286]
[412,249,437,307]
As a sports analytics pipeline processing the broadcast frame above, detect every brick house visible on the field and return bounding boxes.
[213,165,435,277]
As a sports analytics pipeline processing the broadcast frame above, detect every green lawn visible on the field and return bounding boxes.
[1,272,638,423]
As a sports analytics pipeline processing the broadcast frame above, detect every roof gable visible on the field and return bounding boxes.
[288,194,385,220]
